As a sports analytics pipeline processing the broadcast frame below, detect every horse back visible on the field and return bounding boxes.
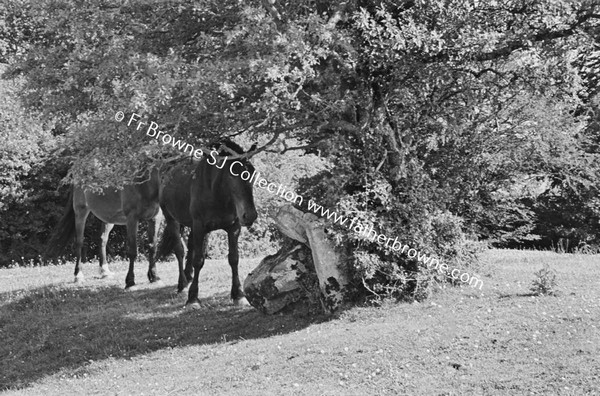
[77,168,161,224]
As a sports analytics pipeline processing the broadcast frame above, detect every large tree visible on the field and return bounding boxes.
[2,0,600,294]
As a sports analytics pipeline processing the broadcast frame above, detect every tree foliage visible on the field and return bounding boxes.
[0,67,62,264]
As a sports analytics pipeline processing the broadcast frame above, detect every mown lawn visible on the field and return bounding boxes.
[1,249,599,395]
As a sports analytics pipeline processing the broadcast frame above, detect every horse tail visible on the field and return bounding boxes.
[157,222,179,260]
[45,188,76,258]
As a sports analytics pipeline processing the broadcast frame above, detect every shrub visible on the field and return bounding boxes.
[297,162,482,303]
[530,264,558,296]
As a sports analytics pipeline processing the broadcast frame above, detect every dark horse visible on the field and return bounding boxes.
[159,141,257,308]
[47,168,163,289]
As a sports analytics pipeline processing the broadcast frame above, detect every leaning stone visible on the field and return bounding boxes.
[303,219,349,312]
[243,240,317,315]
[275,204,350,312]
[273,205,309,244]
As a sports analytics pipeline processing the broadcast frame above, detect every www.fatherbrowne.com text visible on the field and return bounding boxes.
[305,200,483,289]
[118,111,484,289]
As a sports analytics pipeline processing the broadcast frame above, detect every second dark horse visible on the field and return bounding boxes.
[159,141,258,308]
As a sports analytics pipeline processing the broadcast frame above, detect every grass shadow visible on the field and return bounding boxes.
[0,282,328,390]
[497,291,563,299]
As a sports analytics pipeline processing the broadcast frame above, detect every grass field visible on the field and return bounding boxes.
[1,249,599,395]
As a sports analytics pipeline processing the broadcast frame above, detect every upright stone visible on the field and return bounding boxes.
[303,217,349,311]
[276,205,350,311]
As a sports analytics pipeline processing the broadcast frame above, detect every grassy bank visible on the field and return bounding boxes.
[1,250,599,395]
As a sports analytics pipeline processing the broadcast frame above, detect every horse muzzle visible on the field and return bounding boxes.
[240,210,258,227]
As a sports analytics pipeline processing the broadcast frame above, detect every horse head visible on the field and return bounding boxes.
[216,140,258,227]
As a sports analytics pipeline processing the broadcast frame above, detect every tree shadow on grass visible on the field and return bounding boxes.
[0,282,329,390]
[497,292,561,299]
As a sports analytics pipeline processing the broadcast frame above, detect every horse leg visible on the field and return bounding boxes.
[186,223,207,309]
[161,212,188,292]
[146,215,161,283]
[175,230,189,293]
[183,228,194,284]
[125,218,139,289]
[73,207,90,283]
[99,222,115,278]
[227,225,248,305]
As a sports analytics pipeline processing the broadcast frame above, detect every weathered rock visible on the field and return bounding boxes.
[274,205,310,244]
[303,219,349,311]
[276,205,349,311]
[244,204,350,314]
[243,240,319,314]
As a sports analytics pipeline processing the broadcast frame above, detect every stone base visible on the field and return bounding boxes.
[243,239,320,315]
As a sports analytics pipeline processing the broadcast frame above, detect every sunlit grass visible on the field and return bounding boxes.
[1,250,599,395]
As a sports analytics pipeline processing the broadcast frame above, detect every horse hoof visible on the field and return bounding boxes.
[74,274,85,284]
[185,300,202,310]
[100,270,114,279]
[234,297,250,307]
[125,284,138,292]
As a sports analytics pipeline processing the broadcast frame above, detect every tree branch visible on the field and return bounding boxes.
[261,0,283,28]
[266,139,326,155]
[458,67,506,78]
[241,120,312,159]
[477,11,600,61]
[424,11,600,64]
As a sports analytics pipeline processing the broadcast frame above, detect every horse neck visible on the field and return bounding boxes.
[197,160,235,206]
